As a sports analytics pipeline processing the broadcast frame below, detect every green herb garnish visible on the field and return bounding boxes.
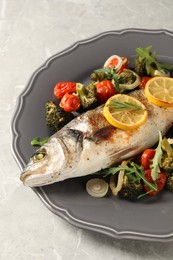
[150,131,163,181]
[135,45,173,75]
[91,67,120,92]
[108,100,145,111]
[98,162,157,193]
[31,137,49,147]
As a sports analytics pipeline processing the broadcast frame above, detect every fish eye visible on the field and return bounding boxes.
[33,148,47,161]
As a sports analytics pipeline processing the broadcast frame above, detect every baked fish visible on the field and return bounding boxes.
[20,89,173,187]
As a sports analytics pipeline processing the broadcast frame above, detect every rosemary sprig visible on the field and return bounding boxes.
[108,100,145,112]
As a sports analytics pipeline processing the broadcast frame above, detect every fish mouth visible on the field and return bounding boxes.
[20,172,54,187]
[20,165,49,187]
[20,168,43,183]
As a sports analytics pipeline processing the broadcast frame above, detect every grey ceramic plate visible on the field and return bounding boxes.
[11,29,173,242]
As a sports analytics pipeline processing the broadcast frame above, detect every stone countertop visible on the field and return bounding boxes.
[1,0,173,259]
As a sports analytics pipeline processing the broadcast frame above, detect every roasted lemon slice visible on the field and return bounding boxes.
[144,77,173,107]
[103,94,148,130]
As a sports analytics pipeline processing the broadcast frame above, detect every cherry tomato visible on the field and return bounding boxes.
[141,149,155,169]
[139,77,151,88]
[54,82,76,99]
[59,93,80,112]
[144,169,166,196]
[95,80,116,104]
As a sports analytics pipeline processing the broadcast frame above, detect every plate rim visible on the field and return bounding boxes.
[11,28,173,242]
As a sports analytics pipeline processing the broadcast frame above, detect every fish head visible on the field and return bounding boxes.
[20,137,66,187]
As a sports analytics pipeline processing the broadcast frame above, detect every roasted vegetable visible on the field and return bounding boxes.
[118,69,137,84]
[118,69,141,90]
[134,55,148,77]
[141,149,155,169]
[59,93,80,112]
[161,154,173,172]
[76,83,97,110]
[90,67,141,93]
[86,178,109,197]
[103,55,129,73]
[109,161,127,196]
[90,69,109,82]
[118,176,144,201]
[45,100,74,132]
[166,173,173,192]
[95,80,116,104]
[54,82,76,99]
[100,161,157,200]
[139,76,151,88]
[144,169,166,196]
[134,45,173,77]
[90,67,120,92]
[160,137,173,172]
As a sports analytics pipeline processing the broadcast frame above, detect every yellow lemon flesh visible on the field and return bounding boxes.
[103,94,148,130]
[144,77,173,107]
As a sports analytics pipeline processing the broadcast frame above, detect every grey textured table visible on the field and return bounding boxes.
[2,0,173,259]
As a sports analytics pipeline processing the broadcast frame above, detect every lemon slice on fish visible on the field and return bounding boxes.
[144,77,173,107]
[103,94,148,130]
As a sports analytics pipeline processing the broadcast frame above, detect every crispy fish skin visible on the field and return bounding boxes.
[20,89,173,187]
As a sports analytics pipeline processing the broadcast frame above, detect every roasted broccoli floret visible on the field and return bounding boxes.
[134,45,173,77]
[166,173,173,192]
[161,154,173,172]
[160,137,173,172]
[118,176,143,201]
[90,70,108,82]
[45,100,74,132]
[76,83,97,110]
[118,70,137,85]
[134,56,148,76]
[90,67,118,82]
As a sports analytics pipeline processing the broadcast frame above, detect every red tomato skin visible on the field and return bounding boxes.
[107,57,129,73]
[95,80,116,104]
[144,169,166,196]
[108,57,119,68]
[139,77,151,88]
[59,93,80,112]
[141,149,155,169]
[54,82,76,99]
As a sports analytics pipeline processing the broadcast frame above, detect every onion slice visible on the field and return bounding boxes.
[167,138,173,145]
[109,161,128,196]
[104,55,122,69]
[151,69,170,77]
[119,69,141,90]
[86,178,108,197]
